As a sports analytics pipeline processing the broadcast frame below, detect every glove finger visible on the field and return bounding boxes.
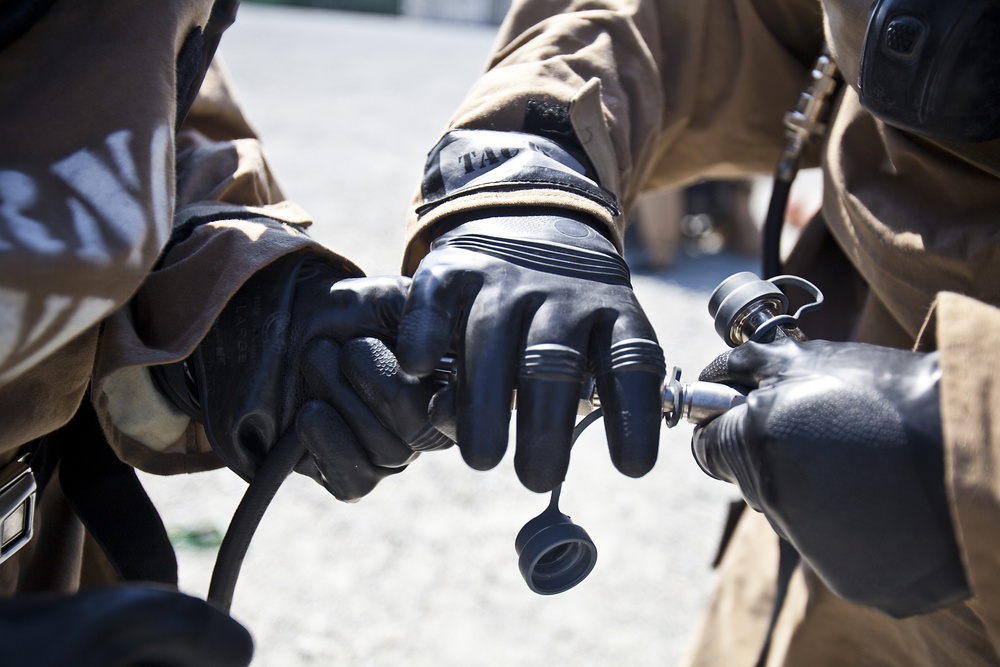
[295,400,402,502]
[592,324,665,479]
[513,303,593,492]
[341,337,454,452]
[300,275,412,343]
[452,294,519,472]
[514,344,585,492]
[303,339,417,468]
[396,253,483,376]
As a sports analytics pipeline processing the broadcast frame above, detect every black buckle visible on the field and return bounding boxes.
[0,458,36,564]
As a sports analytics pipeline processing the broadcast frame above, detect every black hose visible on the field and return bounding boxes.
[207,404,606,611]
[545,407,604,512]
[208,429,306,612]
[762,176,793,280]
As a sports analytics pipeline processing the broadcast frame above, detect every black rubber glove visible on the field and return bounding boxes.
[397,209,665,493]
[693,339,970,617]
[157,253,451,501]
[0,585,253,666]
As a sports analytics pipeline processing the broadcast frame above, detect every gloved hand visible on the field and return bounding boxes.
[156,252,452,501]
[693,338,970,617]
[0,585,253,667]
[397,209,665,493]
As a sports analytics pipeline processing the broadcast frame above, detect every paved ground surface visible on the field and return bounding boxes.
[138,5,762,665]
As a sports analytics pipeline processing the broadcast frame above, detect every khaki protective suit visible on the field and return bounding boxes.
[403,0,1000,664]
[0,1,354,593]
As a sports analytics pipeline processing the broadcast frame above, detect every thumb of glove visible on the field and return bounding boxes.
[340,337,454,452]
[692,405,765,511]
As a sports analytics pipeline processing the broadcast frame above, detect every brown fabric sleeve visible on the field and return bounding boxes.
[935,291,1000,653]
[403,0,823,272]
[0,1,215,387]
[92,59,359,474]
[0,1,215,455]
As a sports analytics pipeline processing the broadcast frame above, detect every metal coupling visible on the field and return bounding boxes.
[662,367,746,428]
[778,47,840,181]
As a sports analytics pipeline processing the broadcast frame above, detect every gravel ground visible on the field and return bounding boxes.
[138,5,758,665]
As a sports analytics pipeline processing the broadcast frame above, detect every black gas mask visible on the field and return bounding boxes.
[859,0,1000,142]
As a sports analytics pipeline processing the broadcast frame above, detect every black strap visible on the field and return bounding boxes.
[710,502,801,667]
[754,537,800,667]
[40,395,178,586]
[174,0,240,131]
[711,499,747,568]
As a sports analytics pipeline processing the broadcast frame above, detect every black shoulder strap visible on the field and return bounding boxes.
[175,0,240,130]
[711,501,801,667]
[40,394,178,586]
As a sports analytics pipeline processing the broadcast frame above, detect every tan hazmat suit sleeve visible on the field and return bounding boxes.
[0,1,359,475]
[935,293,1000,651]
[402,0,825,272]
[0,1,221,458]
[92,59,360,475]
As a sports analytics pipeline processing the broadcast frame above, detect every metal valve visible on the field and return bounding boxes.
[659,271,824,426]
